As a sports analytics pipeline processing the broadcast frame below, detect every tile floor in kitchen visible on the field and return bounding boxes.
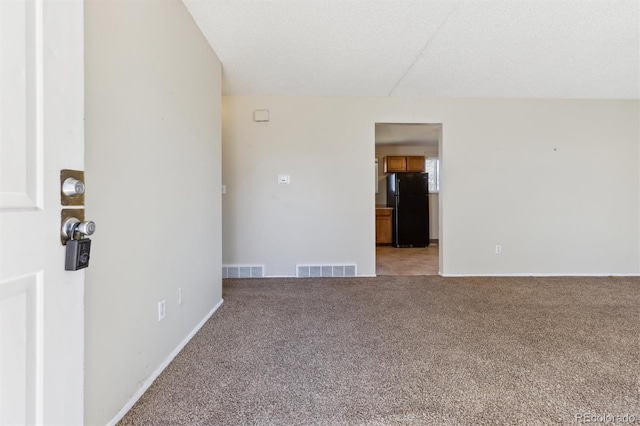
[376,243,439,276]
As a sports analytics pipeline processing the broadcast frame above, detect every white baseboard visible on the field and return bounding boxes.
[107,298,224,426]
[263,274,296,278]
[441,273,640,277]
[262,275,376,278]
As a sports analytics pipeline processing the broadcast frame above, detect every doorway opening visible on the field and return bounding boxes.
[374,123,442,276]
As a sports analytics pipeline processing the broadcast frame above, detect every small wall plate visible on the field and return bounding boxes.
[60,169,85,206]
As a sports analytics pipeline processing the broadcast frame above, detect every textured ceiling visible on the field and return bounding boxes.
[184,0,640,99]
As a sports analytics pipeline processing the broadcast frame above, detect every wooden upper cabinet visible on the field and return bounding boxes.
[406,156,426,172]
[383,156,425,173]
[383,156,406,173]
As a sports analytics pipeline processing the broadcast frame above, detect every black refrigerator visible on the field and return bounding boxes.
[386,173,430,247]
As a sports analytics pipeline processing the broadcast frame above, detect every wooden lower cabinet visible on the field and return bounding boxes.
[376,208,393,244]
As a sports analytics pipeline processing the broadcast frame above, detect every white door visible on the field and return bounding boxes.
[0,0,85,424]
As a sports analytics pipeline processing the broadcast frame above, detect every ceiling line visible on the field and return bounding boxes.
[386,1,463,97]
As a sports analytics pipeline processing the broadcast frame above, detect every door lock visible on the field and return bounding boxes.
[60,169,85,206]
[62,217,96,271]
[62,177,85,197]
[61,217,95,241]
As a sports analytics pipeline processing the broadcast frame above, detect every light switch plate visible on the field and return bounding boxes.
[278,175,290,184]
[253,109,269,122]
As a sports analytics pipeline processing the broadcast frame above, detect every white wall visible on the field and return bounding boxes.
[84,1,222,424]
[375,145,439,240]
[223,96,639,276]
[222,97,376,276]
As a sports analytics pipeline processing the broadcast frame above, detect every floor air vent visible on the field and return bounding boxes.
[222,265,264,279]
[296,264,357,278]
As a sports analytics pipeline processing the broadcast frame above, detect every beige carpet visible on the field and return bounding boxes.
[119,276,640,425]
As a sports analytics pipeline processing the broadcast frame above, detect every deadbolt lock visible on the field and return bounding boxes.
[62,177,85,197]
[60,169,85,206]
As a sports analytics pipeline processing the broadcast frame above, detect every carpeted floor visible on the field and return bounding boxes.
[119,276,640,425]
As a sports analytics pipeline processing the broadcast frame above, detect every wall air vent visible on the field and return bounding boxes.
[222,265,264,279]
[296,264,357,278]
